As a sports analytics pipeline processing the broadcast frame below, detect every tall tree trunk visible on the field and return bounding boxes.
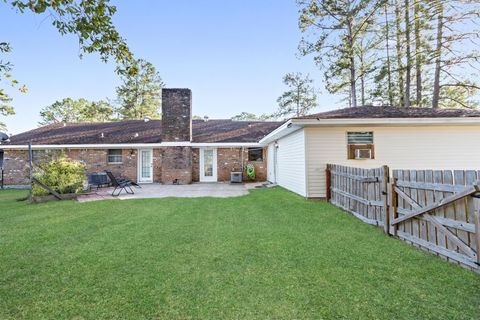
[360,48,366,106]
[432,0,443,109]
[384,3,394,106]
[394,0,405,107]
[347,18,357,108]
[404,0,411,108]
[414,0,422,107]
[296,86,300,117]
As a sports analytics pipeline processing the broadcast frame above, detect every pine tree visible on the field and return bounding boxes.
[274,72,318,119]
[298,0,380,108]
[116,59,164,119]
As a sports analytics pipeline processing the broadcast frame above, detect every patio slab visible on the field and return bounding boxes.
[77,182,266,202]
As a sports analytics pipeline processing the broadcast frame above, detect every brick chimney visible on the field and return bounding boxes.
[160,88,193,184]
[161,88,192,142]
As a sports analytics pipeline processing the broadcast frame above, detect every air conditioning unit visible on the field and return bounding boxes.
[230,172,243,183]
[355,148,372,159]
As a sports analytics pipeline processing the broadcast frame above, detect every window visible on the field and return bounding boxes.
[347,131,373,144]
[347,132,374,159]
[248,148,263,161]
[31,150,57,164]
[107,149,123,164]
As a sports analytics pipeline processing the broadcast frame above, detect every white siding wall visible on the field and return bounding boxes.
[305,125,480,198]
[275,129,307,196]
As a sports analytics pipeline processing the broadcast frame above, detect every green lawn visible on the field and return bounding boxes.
[0,188,478,319]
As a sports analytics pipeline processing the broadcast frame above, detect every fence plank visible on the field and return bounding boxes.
[433,170,446,249]
[465,170,478,253]
[396,170,406,234]
[454,170,469,254]
[382,165,390,234]
[443,171,456,252]
[417,170,429,243]
[410,170,420,240]
[425,170,436,246]
[474,194,480,264]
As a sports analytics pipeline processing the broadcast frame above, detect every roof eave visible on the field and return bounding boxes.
[0,142,264,150]
[259,120,303,144]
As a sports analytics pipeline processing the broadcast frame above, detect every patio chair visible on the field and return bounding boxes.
[104,171,135,196]
[87,172,111,190]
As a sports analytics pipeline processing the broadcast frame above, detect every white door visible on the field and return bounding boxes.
[138,149,153,183]
[267,143,276,183]
[199,148,217,182]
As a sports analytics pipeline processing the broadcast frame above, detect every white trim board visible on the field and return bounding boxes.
[0,142,263,150]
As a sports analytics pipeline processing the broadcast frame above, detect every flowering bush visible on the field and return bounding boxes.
[32,156,86,196]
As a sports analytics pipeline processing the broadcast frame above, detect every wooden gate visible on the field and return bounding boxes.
[391,169,480,269]
[326,164,480,271]
[326,164,389,231]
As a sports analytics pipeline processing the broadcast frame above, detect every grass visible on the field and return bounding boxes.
[0,188,479,320]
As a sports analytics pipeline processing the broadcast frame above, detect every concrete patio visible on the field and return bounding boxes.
[77,182,268,202]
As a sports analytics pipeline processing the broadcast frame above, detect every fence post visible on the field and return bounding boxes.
[28,141,33,202]
[326,164,332,202]
[391,177,398,236]
[382,165,390,235]
[473,189,480,265]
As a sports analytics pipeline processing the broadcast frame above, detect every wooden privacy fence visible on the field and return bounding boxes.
[327,164,389,232]
[326,164,480,271]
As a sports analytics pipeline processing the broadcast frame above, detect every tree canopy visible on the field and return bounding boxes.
[116,59,164,120]
[39,98,115,125]
[273,72,318,119]
[297,0,480,109]
[1,0,133,131]
[231,112,269,121]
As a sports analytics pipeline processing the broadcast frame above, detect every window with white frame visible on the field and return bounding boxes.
[107,149,123,164]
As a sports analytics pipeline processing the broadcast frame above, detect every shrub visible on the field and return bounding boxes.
[32,156,86,196]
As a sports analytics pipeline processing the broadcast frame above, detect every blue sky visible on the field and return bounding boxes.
[1,1,337,134]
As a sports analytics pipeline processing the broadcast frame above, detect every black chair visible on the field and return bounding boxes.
[105,171,135,196]
[87,172,111,190]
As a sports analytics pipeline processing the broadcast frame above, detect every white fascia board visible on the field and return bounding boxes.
[0,142,263,150]
[291,117,480,126]
[259,120,303,144]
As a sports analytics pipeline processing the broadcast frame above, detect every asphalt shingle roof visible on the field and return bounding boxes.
[295,106,480,119]
[5,119,283,145]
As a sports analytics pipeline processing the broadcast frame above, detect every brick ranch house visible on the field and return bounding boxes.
[0,89,282,186]
[2,89,480,196]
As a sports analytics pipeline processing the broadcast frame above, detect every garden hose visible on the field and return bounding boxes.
[246,163,255,180]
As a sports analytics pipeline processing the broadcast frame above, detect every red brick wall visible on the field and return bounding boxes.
[153,149,162,183]
[2,149,139,186]
[192,148,200,182]
[65,149,138,182]
[160,147,192,184]
[192,147,267,182]
[3,150,30,185]
[3,146,268,186]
